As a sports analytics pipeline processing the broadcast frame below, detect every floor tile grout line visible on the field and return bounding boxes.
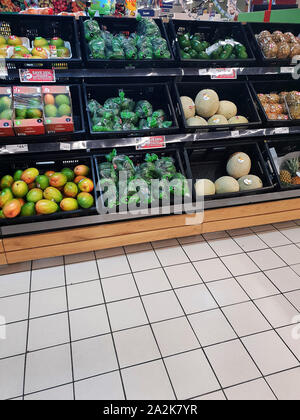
[123,247,179,401]
[21,260,33,401]
[178,239,280,400]
[62,257,76,401]
[93,250,127,401]
[149,242,227,401]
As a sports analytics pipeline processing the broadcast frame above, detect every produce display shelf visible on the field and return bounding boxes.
[0,127,299,154]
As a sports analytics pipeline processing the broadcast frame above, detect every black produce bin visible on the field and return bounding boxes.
[84,82,179,138]
[183,141,274,201]
[175,81,262,132]
[263,137,300,191]
[248,22,300,66]
[250,80,300,127]
[0,14,82,69]
[168,19,256,67]
[94,147,189,215]
[79,16,175,68]
[0,153,97,226]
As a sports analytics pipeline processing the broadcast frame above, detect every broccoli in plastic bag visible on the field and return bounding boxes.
[88,99,104,117]
[120,111,138,125]
[84,19,101,42]
[89,37,106,59]
[120,97,135,112]
[155,157,177,180]
[170,173,190,197]
[98,162,117,183]
[136,15,161,38]
[106,149,135,178]
[152,37,171,59]
[152,109,165,121]
[135,100,153,118]
[103,100,120,117]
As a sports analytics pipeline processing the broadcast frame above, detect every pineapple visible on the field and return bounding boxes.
[280,169,292,184]
[291,176,300,185]
[284,158,299,176]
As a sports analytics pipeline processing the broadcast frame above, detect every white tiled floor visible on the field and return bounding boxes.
[1,221,300,400]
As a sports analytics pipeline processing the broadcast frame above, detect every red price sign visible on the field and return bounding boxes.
[19,69,56,83]
[210,68,237,80]
[136,136,166,150]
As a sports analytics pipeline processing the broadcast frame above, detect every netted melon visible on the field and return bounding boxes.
[195,179,215,196]
[208,114,228,125]
[180,96,195,120]
[228,115,249,124]
[226,152,251,179]
[215,176,239,194]
[195,89,219,118]
[238,175,263,190]
[217,100,237,120]
[186,116,208,126]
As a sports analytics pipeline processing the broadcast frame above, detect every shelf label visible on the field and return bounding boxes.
[136,136,166,150]
[231,130,240,138]
[60,142,71,151]
[274,127,289,135]
[280,67,294,74]
[210,68,237,79]
[6,144,28,153]
[0,59,7,78]
[19,69,56,83]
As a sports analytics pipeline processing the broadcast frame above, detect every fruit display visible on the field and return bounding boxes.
[42,86,74,133]
[0,164,94,220]
[97,149,190,209]
[0,34,71,59]
[194,152,263,196]
[0,87,14,137]
[83,16,171,60]
[257,90,300,120]
[88,90,173,133]
[256,30,300,60]
[177,30,248,60]
[181,89,248,127]
[13,86,45,136]
[279,158,300,186]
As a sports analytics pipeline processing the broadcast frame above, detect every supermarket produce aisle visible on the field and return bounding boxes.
[1,221,300,400]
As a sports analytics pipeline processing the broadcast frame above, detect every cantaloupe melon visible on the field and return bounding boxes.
[238,175,263,190]
[186,116,208,127]
[217,100,237,120]
[195,179,215,196]
[195,89,219,118]
[180,96,195,120]
[226,152,251,179]
[215,176,239,194]
[208,115,228,125]
[228,115,249,124]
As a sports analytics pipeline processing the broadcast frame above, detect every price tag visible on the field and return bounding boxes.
[274,127,289,135]
[280,67,294,74]
[60,143,71,151]
[0,59,8,78]
[19,69,56,83]
[198,69,208,76]
[210,68,237,80]
[136,136,166,150]
[231,130,240,138]
[6,144,28,153]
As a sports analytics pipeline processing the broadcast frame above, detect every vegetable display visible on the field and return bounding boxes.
[257,91,300,121]
[84,15,171,60]
[256,30,300,60]
[98,149,190,208]
[0,164,94,220]
[88,90,173,132]
[280,158,300,186]
[177,30,248,60]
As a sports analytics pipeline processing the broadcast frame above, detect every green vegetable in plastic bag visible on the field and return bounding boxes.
[89,37,106,59]
[155,157,176,180]
[120,111,138,125]
[88,99,104,117]
[120,97,135,112]
[152,109,165,121]
[146,116,159,128]
[98,163,117,183]
[158,120,173,129]
[139,119,149,129]
[84,19,101,42]
[103,100,120,117]
[135,100,153,118]
[138,47,153,60]
[136,15,161,38]
[170,173,190,197]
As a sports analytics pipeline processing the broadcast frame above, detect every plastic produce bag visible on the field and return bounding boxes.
[136,15,161,38]
[155,156,176,180]
[84,19,101,42]
[107,149,135,178]
[170,173,190,197]
[152,37,171,59]
[98,162,117,183]
[89,37,106,59]
[120,111,138,125]
[135,100,153,118]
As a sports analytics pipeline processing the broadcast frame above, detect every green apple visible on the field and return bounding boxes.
[58,104,71,117]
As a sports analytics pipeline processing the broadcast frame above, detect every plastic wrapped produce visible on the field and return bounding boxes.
[136,15,161,38]
[170,173,190,197]
[84,19,101,42]
[120,97,135,112]
[277,42,290,59]
[120,111,138,125]
[135,100,153,118]
[89,37,106,59]
[155,156,176,180]
[152,37,171,59]
[262,41,278,58]
[98,162,117,183]
[152,109,165,121]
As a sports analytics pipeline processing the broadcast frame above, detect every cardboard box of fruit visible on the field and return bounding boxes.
[42,86,74,133]
[0,87,14,137]
[13,86,45,136]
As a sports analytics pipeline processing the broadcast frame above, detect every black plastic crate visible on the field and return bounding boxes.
[84,82,179,138]
[0,14,82,69]
[248,22,300,66]
[0,153,97,226]
[250,80,300,127]
[79,16,175,68]
[183,141,274,201]
[263,137,300,191]
[94,147,189,215]
[168,19,256,67]
[175,81,262,132]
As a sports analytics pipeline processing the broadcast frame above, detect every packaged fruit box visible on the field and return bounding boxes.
[42,86,74,133]
[13,86,45,136]
[0,155,97,226]
[0,87,14,137]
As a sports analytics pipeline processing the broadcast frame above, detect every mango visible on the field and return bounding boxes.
[13,170,23,181]
[36,175,49,190]
[60,198,78,211]
[61,168,75,182]
[77,192,94,209]
[21,202,36,217]
[63,182,78,198]
[78,178,94,193]
[0,188,13,208]
[43,186,63,203]
[45,170,55,178]
[49,172,67,188]
[26,188,43,203]
[21,168,39,184]
[3,199,21,218]
[74,165,90,177]
[1,175,14,189]
[36,199,58,215]
[12,180,28,198]
[74,175,86,184]
[0,210,5,218]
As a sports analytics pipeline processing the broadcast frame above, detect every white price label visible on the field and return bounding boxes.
[210,68,237,79]
[274,127,289,135]
[60,142,71,151]
[280,67,294,74]
[231,130,240,138]
[198,69,208,76]
[6,144,28,153]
